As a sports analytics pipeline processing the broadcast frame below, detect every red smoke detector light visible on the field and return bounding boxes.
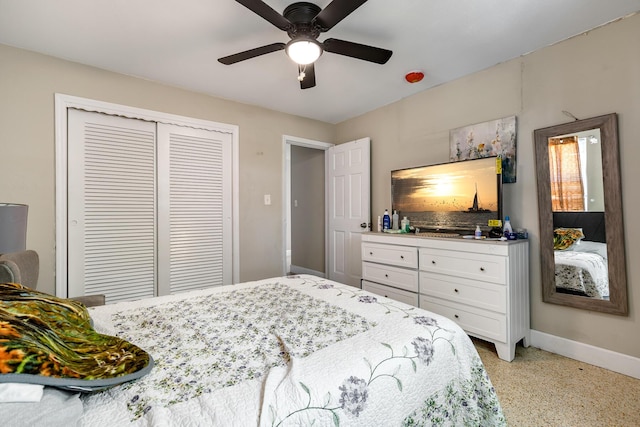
[405,70,425,83]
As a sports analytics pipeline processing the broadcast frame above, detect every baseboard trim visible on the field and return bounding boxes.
[530,329,640,379]
[289,265,325,278]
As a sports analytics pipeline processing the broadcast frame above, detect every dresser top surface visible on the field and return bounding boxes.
[363,231,525,244]
[362,232,528,255]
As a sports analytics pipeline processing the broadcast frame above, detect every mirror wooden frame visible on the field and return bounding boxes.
[534,113,628,315]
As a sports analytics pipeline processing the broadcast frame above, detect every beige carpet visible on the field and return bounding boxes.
[474,338,640,426]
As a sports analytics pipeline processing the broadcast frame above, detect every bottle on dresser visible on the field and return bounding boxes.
[392,210,399,230]
[503,216,515,239]
[382,209,391,230]
[401,216,409,232]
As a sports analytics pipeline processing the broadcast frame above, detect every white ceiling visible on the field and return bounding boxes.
[1,0,639,124]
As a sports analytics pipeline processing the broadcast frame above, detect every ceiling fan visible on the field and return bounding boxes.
[218,0,393,89]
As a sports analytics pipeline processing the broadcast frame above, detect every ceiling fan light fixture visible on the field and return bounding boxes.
[286,39,322,65]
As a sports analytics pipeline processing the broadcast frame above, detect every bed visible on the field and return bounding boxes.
[1,275,505,426]
[551,212,609,299]
[554,241,609,298]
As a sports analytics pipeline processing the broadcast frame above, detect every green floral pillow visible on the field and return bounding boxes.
[0,282,153,391]
[553,228,585,250]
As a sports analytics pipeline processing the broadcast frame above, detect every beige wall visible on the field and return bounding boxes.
[336,14,640,358]
[0,43,335,292]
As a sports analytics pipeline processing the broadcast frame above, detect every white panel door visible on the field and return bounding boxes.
[328,138,371,287]
[157,124,232,295]
[68,109,157,303]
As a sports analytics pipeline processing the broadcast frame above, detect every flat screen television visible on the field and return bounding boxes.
[391,156,503,234]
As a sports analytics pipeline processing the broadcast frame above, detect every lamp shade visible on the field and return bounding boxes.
[286,39,322,65]
[0,204,28,253]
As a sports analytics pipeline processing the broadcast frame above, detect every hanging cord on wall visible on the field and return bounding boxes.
[562,110,580,121]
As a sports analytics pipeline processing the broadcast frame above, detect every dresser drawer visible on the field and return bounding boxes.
[419,248,505,284]
[420,271,506,314]
[363,280,419,307]
[420,295,506,343]
[362,242,418,268]
[363,262,419,293]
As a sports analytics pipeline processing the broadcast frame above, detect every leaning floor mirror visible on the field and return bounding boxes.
[534,113,628,315]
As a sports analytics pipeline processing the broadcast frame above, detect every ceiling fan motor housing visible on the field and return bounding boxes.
[284,2,322,39]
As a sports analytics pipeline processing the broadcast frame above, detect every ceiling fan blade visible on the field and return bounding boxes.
[235,0,291,30]
[322,38,392,64]
[300,63,316,89]
[218,42,286,65]
[313,0,368,31]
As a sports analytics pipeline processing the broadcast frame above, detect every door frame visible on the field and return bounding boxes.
[282,135,333,276]
[54,93,240,297]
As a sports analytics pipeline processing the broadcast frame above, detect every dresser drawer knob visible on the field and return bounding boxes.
[400,255,404,260]
[431,260,436,264]
[454,288,459,293]
[385,274,389,278]
[369,251,373,255]
[480,267,485,271]
[454,314,459,319]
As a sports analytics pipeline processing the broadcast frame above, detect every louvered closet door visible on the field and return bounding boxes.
[157,124,232,295]
[68,109,157,303]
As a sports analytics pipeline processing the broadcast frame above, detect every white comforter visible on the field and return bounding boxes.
[81,275,504,426]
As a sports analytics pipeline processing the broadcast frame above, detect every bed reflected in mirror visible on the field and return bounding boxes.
[534,113,628,315]
[553,212,608,300]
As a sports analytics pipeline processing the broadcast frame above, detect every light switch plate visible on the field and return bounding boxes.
[264,194,271,205]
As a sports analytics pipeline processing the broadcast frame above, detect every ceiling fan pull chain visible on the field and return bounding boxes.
[297,64,306,81]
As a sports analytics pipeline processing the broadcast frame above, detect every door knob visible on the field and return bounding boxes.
[360,222,368,228]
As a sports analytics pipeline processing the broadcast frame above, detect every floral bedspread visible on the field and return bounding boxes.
[80,275,505,426]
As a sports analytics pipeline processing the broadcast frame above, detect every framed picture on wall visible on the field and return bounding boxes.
[450,115,517,183]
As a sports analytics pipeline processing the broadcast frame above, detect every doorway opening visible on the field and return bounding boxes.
[283,136,332,276]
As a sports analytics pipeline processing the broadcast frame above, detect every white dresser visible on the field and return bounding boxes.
[361,232,529,362]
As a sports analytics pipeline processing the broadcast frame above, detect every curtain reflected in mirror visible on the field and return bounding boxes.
[549,130,604,212]
[534,113,628,315]
[549,136,585,210]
